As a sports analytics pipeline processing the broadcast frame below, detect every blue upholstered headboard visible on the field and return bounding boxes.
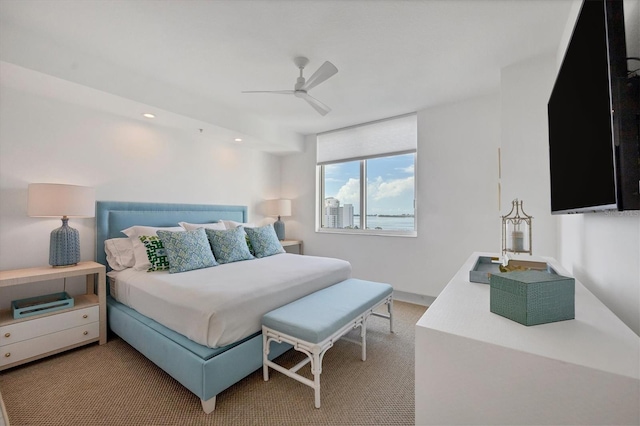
[95,201,247,270]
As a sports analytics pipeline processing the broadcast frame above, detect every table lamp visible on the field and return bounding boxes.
[28,183,96,267]
[267,199,291,240]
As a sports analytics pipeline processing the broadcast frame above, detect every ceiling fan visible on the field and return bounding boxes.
[242,57,338,116]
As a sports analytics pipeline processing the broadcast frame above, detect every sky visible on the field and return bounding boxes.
[324,153,415,215]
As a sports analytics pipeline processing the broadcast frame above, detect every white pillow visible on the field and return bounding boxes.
[104,238,135,271]
[222,220,256,230]
[121,225,183,271]
[178,221,226,231]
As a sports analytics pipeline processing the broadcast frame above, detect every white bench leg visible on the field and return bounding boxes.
[388,298,394,333]
[361,322,367,361]
[263,332,270,381]
[312,350,322,408]
[370,295,394,333]
[200,396,216,414]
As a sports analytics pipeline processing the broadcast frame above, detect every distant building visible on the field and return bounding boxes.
[342,203,354,228]
[324,197,341,228]
[324,198,354,228]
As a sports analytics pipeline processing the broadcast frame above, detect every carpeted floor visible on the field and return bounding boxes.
[0,301,426,426]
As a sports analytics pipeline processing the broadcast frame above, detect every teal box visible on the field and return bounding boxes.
[12,292,74,319]
[489,270,574,326]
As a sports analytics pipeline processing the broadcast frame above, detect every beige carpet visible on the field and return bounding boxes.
[0,301,426,426]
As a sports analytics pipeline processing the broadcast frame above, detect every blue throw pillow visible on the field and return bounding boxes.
[205,227,255,264]
[157,228,217,273]
[245,224,285,258]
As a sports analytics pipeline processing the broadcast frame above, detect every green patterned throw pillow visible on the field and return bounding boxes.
[156,228,217,273]
[139,235,169,272]
[245,224,285,259]
[205,227,255,264]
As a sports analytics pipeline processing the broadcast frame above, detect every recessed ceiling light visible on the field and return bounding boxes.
[142,113,155,118]
[234,138,243,142]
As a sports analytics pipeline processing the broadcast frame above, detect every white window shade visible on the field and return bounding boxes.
[317,113,417,165]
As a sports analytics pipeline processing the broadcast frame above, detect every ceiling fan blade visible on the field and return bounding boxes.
[300,61,338,91]
[299,93,331,116]
[241,90,295,94]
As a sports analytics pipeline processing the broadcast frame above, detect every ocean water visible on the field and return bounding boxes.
[362,216,415,231]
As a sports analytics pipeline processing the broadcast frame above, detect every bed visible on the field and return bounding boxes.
[95,201,351,413]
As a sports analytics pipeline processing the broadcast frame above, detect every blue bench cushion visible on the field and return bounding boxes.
[262,278,393,344]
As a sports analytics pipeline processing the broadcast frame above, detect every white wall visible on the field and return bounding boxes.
[559,214,639,335]
[0,73,281,273]
[282,93,501,302]
[500,53,558,259]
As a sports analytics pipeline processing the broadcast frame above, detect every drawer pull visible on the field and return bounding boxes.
[4,333,9,338]
[4,353,9,358]
[83,314,88,319]
[83,331,89,335]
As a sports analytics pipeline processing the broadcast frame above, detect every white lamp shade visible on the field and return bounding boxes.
[28,183,95,218]
[266,199,292,217]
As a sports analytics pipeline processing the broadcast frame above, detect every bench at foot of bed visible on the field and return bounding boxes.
[261,278,394,408]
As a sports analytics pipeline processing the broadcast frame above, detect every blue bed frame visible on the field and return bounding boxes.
[95,201,290,413]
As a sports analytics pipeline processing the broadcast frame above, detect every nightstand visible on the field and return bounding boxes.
[0,261,106,371]
[281,240,303,255]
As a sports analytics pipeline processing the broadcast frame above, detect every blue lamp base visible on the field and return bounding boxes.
[273,216,285,241]
[49,217,80,267]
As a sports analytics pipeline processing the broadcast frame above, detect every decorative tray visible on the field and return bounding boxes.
[469,256,558,284]
[12,292,74,319]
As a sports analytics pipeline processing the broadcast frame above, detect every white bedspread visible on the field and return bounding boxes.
[110,253,351,347]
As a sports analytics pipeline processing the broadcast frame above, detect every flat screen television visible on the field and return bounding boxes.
[548,0,639,214]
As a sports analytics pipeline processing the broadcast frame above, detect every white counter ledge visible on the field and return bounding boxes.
[415,252,639,426]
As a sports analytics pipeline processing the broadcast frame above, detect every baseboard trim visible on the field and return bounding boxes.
[392,290,435,307]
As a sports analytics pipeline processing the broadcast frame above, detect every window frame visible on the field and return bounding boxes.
[316,152,417,238]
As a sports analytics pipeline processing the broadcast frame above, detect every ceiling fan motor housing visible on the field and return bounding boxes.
[293,56,310,69]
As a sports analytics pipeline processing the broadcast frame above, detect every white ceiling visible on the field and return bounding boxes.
[0,0,575,153]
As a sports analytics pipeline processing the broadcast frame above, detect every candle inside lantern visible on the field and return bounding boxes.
[512,230,524,252]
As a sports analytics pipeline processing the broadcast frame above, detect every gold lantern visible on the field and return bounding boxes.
[501,199,532,258]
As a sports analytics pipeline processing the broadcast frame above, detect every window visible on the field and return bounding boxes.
[317,114,417,236]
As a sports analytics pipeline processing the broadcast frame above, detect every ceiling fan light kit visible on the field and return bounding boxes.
[242,56,338,116]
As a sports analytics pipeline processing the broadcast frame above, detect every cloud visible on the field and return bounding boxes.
[369,176,414,201]
[335,178,360,205]
[333,175,414,206]
[397,164,414,173]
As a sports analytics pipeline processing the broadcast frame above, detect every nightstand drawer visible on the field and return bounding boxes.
[0,306,99,346]
[1,321,99,368]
